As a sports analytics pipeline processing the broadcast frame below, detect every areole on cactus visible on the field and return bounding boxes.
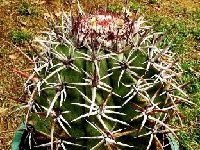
[12,2,192,150]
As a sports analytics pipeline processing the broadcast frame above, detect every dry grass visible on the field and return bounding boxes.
[0,0,199,149]
[0,1,48,149]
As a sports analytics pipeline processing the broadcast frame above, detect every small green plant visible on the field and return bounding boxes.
[192,29,200,40]
[10,29,32,44]
[18,2,38,16]
[107,4,122,12]
[193,8,200,23]
[129,1,140,12]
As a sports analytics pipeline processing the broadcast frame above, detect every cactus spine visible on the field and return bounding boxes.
[13,3,192,150]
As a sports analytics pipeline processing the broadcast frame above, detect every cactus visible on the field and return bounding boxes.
[12,3,192,150]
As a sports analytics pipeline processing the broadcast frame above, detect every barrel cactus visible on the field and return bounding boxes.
[12,3,192,150]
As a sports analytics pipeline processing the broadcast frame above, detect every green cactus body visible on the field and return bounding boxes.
[12,5,190,150]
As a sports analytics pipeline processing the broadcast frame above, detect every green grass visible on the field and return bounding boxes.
[181,61,200,93]
[146,15,189,54]
[192,8,200,23]
[178,129,200,150]
[107,4,122,13]
[18,2,38,16]
[191,29,200,40]
[107,1,143,13]
[10,29,32,44]
[178,95,200,149]
[129,1,141,12]
[178,61,200,149]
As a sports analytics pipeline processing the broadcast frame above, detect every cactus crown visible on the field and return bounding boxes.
[13,3,192,150]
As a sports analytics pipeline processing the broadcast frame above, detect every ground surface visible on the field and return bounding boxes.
[0,0,199,149]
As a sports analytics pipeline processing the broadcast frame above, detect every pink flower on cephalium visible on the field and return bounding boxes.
[73,10,144,52]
